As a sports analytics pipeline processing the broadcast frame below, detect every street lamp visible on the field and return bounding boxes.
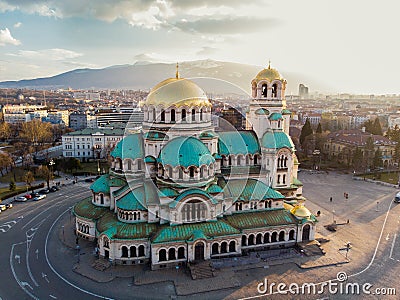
[376,201,379,212]
[49,159,55,186]
[332,209,335,223]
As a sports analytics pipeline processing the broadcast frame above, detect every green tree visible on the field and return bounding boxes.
[362,120,374,134]
[9,179,16,191]
[352,147,363,170]
[373,149,383,169]
[19,119,53,154]
[23,171,35,191]
[300,118,313,147]
[373,118,383,135]
[0,152,13,176]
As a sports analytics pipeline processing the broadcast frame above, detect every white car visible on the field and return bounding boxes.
[0,204,6,211]
[16,196,28,202]
[33,194,46,201]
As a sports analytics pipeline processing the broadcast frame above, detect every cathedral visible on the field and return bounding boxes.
[73,63,317,269]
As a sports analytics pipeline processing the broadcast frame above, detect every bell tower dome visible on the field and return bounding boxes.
[246,62,289,139]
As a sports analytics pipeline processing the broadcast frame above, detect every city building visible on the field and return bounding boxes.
[69,111,96,130]
[96,107,144,128]
[298,84,309,99]
[73,64,316,269]
[62,128,124,161]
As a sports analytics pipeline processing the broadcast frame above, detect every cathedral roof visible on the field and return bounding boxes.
[159,136,215,168]
[268,112,283,121]
[90,174,126,194]
[223,178,284,202]
[110,133,144,160]
[290,205,311,218]
[145,77,211,108]
[218,131,260,156]
[254,63,282,82]
[116,186,147,211]
[73,197,108,221]
[255,108,270,115]
[261,131,295,150]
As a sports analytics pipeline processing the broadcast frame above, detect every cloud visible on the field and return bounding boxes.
[14,22,22,28]
[173,16,278,34]
[197,46,217,56]
[0,28,21,46]
[8,48,83,60]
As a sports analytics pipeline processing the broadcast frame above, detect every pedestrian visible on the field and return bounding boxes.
[317,210,321,217]
[347,219,350,224]
[330,197,332,202]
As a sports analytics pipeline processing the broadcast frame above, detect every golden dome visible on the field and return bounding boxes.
[290,205,311,218]
[283,202,294,210]
[146,77,211,108]
[254,62,282,82]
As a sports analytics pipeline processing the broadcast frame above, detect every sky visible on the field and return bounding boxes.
[0,0,399,94]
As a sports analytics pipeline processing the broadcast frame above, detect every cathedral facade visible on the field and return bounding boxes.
[73,63,316,269]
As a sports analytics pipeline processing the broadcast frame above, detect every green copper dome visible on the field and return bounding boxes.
[268,112,283,121]
[159,136,215,168]
[261,131,294,150]
[110,133,144,160]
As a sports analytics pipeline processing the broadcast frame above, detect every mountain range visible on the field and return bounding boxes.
[0,59,332,95]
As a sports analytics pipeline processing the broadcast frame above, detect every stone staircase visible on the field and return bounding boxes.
[92,258,111,271]
[189,261,215,280]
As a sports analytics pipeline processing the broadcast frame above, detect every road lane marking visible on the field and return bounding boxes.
[42,272,50,283]
[10,242,39,300]
[386,233,390,241]
[49,295,57,299]
[45,207,114,300]
[389,233,397,259]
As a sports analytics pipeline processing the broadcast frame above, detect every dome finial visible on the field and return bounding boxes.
[268,59,271,69]
[176,62,180,79]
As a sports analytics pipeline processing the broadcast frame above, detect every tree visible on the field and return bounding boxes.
[373,149,383,169]
[362,119,374,134]
[300,118,313,147]
[352,147,363,170]
[0,122,11,140]
[9,179,16,191]
[38,165,53,189]
[316,123,322,134]
[19,119,53,154]
[24,171,35,191]
[0,152,13,176]
[364,136,375,170]
[372,118,383,136]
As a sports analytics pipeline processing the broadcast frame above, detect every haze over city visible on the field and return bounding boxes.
[0,0,399,94]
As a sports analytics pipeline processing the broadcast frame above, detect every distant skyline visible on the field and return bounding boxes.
[0,0,399,94]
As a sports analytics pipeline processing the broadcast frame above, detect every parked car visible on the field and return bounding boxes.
[38,189,50,194]
[0,203,6,211]
[84,178,95,183]
[33,194,46,201]
[16,196,28,202]
[30,192,40,198]
[24,194,32,199]
[50,186,59,192]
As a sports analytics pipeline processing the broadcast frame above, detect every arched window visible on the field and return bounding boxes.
[200,109,203,121]
[189,167,195,178]
[241,235,247,246]
[229,241,236,252]
[289,230,295,240]
[159,249,167,261]
[104,237,109,248]
[254,155,258,165]
[192,109,196,121]
[130,246,136,257]
[245,155,250,165]
[121,246,128,258]
[221,242,228,253]
[182,109,186,122]
[138,245,145,257]
[237,155,242,166]
[228,156,232,166]
[200,166,204,178]
[171,109,176,122]
[264,232,270,243]
[168,248,176,260]
[161,110,165,122]
[277,174,281,184]
[284,157,288,167]
[271,232,278,243]
[168,166,173,178]
[178,168,183,179]
[181,199,207,222]
[235,202,243,211]
[152,108,156,121]
[212,243,219,255]
[178,247,185,259]
[279,231,285,242]
[283,174,286,184]
[127,159,132,171]
[256,233,262,244]
[262,84,268,97]
[137,159,142,171]
[277,157,281,168]
[278,120,281,128]
[100,194,104,205]
[248,234,255,245]
[272,83,277,97]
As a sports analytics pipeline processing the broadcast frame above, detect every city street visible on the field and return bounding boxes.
[0,172,399,300]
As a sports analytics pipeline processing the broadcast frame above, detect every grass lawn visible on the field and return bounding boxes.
[362,171,399,184]
[0,168,28,184]
[0,185,28,200]
[66,161,110,175]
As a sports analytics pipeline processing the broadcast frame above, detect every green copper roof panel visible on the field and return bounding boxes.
[73,197,108,221]
[224,178,284,202]
[109,176,126,187]
[206,184,223,194]
[268,112,283,120]
[152,220,240,244]
[97,211,157,240]
[144,155,156,163]
[144,131,168,141]
[169,188,218,208]
[261,131,295,150]
[224,209,298,230]
[292,177,303,186]
[218,131,260,156]
[281,109,291,115]
[143,179,160,205]
[159,136,215,168]
[112,184,130,197]
[116,186,147,211]
[90,174,110,194]
[110,133,145,160]
[158,187,179,198]
[255,108,270,115]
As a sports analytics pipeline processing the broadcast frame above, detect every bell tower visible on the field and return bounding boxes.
[246,62,289,139]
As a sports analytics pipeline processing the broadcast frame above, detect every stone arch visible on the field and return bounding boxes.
[178,246,185,259]
[159,249,167,262]
[168,248,176,260]
[271,232,278,243]
[248,234,255,245]
[289,229,295,240]
[121,245,129,258]
[263,232,270,243]
[221,241,228,253]
[241,235,247,246]
[229,240,236,252]
[212,243,219,255]
[279,231,285,242]
[256,233,263,244]
[138,245,145,257]
[130,246,136,257]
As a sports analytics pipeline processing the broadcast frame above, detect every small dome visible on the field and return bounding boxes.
[290,205,311,218]
[146,77,211,108]
[110,133,144,160]
[254,64,282,82]
[268,112,283,120]
[261,131,295,150]
[159,136,215,168]
[255,108,270,115]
